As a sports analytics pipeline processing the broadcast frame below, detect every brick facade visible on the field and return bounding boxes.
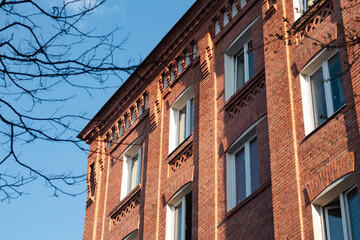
[78,0,360,239]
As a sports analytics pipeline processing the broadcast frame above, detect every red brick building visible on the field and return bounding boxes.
[78,0,360,239]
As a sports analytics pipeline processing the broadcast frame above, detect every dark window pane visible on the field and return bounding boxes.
[248,40,254,79]
[328,53,346,112]
[250,137,259,193]
[310,67,327,127]
[235,50,245,91]
[347,188,360,240]
[89,163,95,197]
[327,207,345,240]
[185,192,192,240]
[235,147,246,203]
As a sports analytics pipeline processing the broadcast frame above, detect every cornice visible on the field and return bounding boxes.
[78,0,220,143]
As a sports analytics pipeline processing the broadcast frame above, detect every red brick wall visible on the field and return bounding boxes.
[81,0,360,239]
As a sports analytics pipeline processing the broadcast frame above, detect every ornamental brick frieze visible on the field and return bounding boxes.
[225,70,266,119]
[109,185,141,227]
[169,141,193,173]
[292,0,333,44]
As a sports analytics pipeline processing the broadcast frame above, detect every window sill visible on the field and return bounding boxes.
[108,184,141,218]
[226,181,271,218]
[301,104,346,144]
[167,134,193,162]
[224,69,265,117]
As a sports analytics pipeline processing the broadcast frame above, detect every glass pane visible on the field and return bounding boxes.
[185,52,190,66]
[131,110,136,123]
[250,138,259,193]
[107,135,111,148]
[125,115,130,129]
[178,60,183,74]
[328,53,345,112]
[192,44,197,59]
[175,203,183,240]
[189,99,193,134]
[247,40,254,80]
[235,50,245,91]
[235,147,246,203]
[327,207,345,240]
[163,75,168,90]
[310,67,327,127]
[178,106,186,143]
[130,155,138,190]
[113,130,117,143]
[185,192,192,240]
[347,188,360,240]
[137,102,142,116]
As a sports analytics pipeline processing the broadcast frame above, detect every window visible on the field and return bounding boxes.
[177,59,183,75]
[170,69,175,82]
[231,2,238,18]
[144,94,148,109]
[137,101,143,116]
[123,230,138,240]
[184,52,190,66]
[125,114,130,129]
[214,18,221,35]
[300,50,345,134]
[112,128,117,143]
[312,173,360,240]
[240,0,247,8]
[234,39,253,91]
[192,43,197,59]
[107,133,111,149]
[163,74,168,90]
[294,0,319,20]
[131,108,136,123]
[118,120,124,136]
[224,16,259,100]
[169,86,194,153]
[120,137,143,199]
[226,120,261,211]
[222,10,229,27]
[166,184,192,240]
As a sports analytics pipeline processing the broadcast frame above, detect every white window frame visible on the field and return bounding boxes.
[300,49,345,135]
[224,16,259,100]
[166,183,192,240]
[226,116,264,211]
[169,86,194,153]
[311,173,359,240]
[120,137,143,200]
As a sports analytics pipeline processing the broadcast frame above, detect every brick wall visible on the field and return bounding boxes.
[80,0,360,239]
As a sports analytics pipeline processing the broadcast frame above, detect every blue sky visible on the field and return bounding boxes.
[0,1,195,239]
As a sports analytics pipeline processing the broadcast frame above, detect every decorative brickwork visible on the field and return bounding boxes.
[225,70,265,119]
[293,0,333,44]
[169,141,193,173]
[109,185,141,226]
